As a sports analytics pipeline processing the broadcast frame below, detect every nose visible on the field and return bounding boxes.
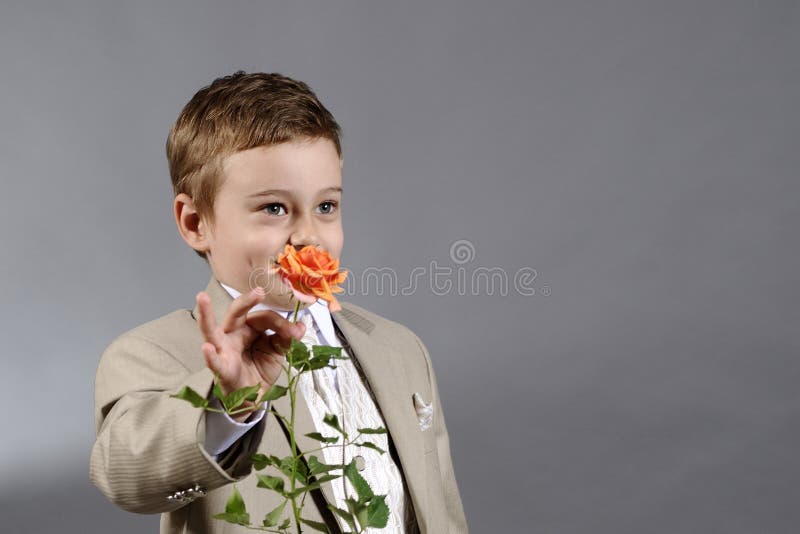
[288,216,319,251]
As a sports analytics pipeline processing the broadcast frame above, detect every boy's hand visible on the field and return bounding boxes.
[196,288,306,422]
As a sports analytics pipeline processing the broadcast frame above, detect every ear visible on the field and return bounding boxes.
[174,193,211,254]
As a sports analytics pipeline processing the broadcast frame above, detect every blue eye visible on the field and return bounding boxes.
[317,200,338,215]
[262,203,287,216]
[260,201,338,216]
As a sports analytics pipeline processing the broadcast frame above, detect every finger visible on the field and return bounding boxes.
[270,332,294,354]
[272,318,305,353]
[252,331,294,356]
[245,309,305,341]
[202,341,227,379]
[196,292,223,347]
[221,288,265,333]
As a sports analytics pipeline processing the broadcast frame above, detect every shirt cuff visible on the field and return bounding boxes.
[203,397,269,456]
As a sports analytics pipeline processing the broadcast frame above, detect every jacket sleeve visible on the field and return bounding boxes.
[89,333,264,514]
[411,332,470,533]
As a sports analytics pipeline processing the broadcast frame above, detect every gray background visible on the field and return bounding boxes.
[1,1,798,533]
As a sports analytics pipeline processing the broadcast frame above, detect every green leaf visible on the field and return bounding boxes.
[171,386,208,409]
[212,380,225,403]
[276,456,308,485]
[327,504,357,531]
[345,497,368,530]
[357,426,387,435]
[225,485,247,515]
[213,485,249,525]
[296,459,310,484]
[259,384,287,402]
[299,517,330,532]
[305,432,339,444]
[356,509,368,530]
[254,454,283,472]
[288,339,309,367]
[289,474,340,497]
[344,497,363,514]
[275,456,295,479]
[213,512,250,526]
[305,347,340,370]
[256,474,285,494]
[306,354,333,371]
[365,495,390,528]
[322,413,347,438]
[308,455,339,475]
[251,453,272,470]
[278,518,291,530]
[222,384,260,412]
[262,500,287,528]
[344,460,374,501]
[312,345,342,358]
[284,487,304,499]
[356,441,386,455]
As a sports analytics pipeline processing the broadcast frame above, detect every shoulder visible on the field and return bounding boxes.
[337,300,433,368]
[99,308,205,374]
[338,301,421,343]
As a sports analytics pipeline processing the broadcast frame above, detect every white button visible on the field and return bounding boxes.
[354,455,366,472]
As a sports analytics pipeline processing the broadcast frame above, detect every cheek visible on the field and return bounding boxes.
[243,234,284,265]
[323,226,344,256]
[243,240,270,264]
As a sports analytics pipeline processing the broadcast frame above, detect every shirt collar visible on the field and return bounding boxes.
[219,282,339,347]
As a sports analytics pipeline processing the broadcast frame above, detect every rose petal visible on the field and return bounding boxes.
[280,275,317,304]
[274,244,348,311]
[327,297,342,312]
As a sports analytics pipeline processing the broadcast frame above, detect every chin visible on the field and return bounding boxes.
[263,292,310,313]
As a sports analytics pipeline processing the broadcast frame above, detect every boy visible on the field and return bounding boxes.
[90,71,468,533]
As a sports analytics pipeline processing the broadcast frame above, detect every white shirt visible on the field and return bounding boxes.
[203,283,340,456]
[205,284,410,532]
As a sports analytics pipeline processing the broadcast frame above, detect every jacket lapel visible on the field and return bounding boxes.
[331,307,429,526]
[192,276,428,525]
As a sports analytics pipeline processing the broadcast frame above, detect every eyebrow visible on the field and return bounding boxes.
[248,186,343,198]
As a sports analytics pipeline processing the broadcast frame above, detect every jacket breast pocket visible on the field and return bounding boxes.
[409,385,436,453]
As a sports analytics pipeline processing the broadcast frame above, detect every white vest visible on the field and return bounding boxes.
[295,311,415,533]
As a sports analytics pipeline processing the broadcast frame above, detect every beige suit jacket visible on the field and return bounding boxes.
[90,275,468,533]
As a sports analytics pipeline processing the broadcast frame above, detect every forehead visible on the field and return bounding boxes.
[220,138,342,194]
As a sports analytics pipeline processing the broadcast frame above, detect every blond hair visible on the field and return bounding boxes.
[166,71,343,260]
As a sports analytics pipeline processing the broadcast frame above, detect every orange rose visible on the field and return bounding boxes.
[274,244,348,312]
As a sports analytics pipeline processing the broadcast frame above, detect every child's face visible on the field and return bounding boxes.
[203,137,344,311]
